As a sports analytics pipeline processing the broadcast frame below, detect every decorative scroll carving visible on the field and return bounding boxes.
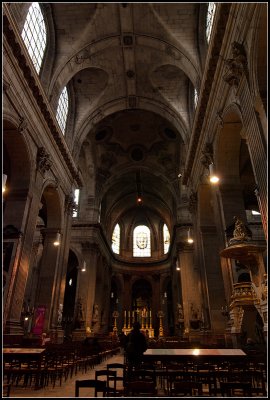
[201,142,213,168]
[36,147,52,175]
[188,190,197,214]
[223,41,248,87]
[18,116,28,134]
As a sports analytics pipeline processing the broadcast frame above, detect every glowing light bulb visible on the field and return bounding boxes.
[209,164,219,184]
[53,232,61,246]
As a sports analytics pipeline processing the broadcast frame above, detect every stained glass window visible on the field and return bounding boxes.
[206,3,216,43]
[163,224,170,254]
[56,86,69,134]
[133,225,151,257]
[21,2,47,74]
[112,224,120,254]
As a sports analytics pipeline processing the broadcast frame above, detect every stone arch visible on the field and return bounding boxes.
[74,99,188,159]
[3,120,31,198]
[49,34,199,98]
[131,278,153,312]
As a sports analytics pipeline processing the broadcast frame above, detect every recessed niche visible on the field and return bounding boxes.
[131,147,144,162]
[95,129,108,141]
[164,128,177,140]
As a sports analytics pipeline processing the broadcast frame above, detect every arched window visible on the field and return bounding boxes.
[163,224,170,254]
[72,189,80,218]
[206,3,216,43]
[56,86,69,134]
[112,224,120,254]
[21,2,47,74]
[133,225,151,257]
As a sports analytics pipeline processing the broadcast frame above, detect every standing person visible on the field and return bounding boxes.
[125,322,147,369]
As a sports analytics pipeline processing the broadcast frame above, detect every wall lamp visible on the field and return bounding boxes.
[53,232,61,246]
[81,261,86,272]
[209,163,219,184]
[3,174,7,193]
[187,228,194,244]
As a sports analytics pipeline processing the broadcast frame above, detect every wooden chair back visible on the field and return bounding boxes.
[75,379,106,397]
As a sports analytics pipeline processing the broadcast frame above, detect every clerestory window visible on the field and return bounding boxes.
[133,225,151,257]
[21,2,47,74]
[163,224,170,254]
[206,3,216,43]
[56,86,69,134]
[112,224,120,254]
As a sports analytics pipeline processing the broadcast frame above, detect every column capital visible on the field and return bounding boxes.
[223,41,248,87]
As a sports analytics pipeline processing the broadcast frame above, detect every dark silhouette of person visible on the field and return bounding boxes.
[243,337,258,354]
[125,322,147,368]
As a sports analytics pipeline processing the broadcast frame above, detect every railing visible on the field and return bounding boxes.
[230,282,259,307]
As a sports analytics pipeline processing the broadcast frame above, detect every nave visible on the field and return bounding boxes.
[4,344,267,398]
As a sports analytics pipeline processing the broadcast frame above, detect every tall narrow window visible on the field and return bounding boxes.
[56,86,69,134]
[133,225,151,257]
[112,224,120,254]
[72,189,80,218]
[206,3,216,43]
[163,224,170,254]
[194,88,198,108]
[21,2,47,74]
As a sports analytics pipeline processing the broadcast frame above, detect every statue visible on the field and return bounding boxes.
[74,297,84,329]
[141,307,147,318]
[190,303,201,330]
[92,304,99,323]
[57,303,63,326]
[229,216,250,244]
[190,303,199,320]
[177,303,184,322]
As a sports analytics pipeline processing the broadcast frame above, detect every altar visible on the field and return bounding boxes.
[122,307,155,338]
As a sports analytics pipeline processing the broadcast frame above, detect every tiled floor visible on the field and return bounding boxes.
[6,353,128,398]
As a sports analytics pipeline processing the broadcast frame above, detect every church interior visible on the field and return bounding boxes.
[3,2,267,397]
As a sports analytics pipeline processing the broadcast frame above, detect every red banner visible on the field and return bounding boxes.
[32,306,46,335]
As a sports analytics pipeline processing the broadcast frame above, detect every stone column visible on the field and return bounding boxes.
[177,241,200,335]
[223,41,267,238]
[49,195,75,343]
[76,242,100,333]
[199,226,226,332]
[4,188,43,335]
[34,229,62,332]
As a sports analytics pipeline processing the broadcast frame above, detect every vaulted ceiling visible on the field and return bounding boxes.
[16,3,208,230]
